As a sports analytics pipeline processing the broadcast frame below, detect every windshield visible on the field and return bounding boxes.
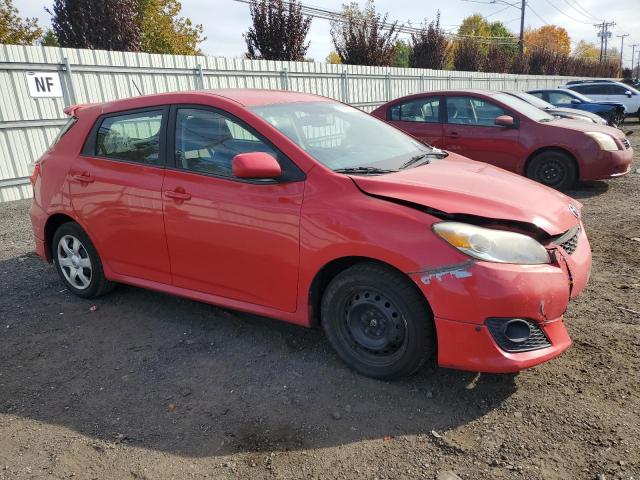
[491,93,554,122]
[562,89,592,103]
[250,101,436,172]
[508,91,554,110]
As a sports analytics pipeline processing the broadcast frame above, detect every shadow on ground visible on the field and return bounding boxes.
[567,180,610,200]
[0,254,516,458]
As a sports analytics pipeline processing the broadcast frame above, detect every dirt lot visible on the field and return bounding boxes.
[1,124,639,480]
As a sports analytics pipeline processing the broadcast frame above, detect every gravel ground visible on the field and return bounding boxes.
[1,123,639,480]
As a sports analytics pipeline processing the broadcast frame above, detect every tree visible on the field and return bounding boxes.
[40,29,59,47]
[453,38,485,72]
[573,40,599,61]
[330,0,399,66]
[326,51,342,64]
[391,39,411,67]
[524,25,570,56]
[49,0,141,51]
[244,0,311,61]
[0,0,43,45]
[410,12,448,70]
[135,0,205,55]
[458,14,490,38]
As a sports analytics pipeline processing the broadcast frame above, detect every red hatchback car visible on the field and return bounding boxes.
[371,89,633,190]
[30,89,591,379]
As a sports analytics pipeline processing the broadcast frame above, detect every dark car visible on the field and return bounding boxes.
[505,91,606,125]
[371,89,632,190]
[527,88,625,127]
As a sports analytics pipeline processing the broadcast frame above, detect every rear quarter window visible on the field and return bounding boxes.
[50,117,77,147]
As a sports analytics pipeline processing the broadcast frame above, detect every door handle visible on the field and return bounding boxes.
[71,172,94,183]
[445,132,460,138]
[165,189,191,201]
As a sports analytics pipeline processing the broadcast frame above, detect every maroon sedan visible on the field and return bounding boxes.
[371,90,632,190]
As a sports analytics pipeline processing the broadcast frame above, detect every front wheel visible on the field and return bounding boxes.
[52,222,114,298]
[321,263,435,380]
[525,150,577,191]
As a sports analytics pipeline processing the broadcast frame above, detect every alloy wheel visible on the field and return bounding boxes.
[57,234,92,290]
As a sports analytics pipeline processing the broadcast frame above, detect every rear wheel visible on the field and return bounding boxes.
[526,150,577,191]
[321,262,435,380]
[52,222,114,298]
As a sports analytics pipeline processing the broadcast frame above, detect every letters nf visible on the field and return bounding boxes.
[26,71,63,98]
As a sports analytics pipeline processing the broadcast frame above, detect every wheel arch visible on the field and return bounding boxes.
[44,213,77,261]
[523,146,580,180]
[307,256,433,329]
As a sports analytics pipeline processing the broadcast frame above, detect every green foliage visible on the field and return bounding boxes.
[0,0,43,45]
[453,38,485,72]
[245,0,311,61]
[40,29,59,47]
[50,0,141,51]
[391,40,411,68]
[135,0,205,55]
[330,0,399,66]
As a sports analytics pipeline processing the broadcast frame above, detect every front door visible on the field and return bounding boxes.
[69,107,171,284]
[387,96,444,147]
[162,106,305,313]
[441,95,521,172]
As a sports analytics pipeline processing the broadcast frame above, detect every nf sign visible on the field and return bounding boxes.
[25,71,63,98]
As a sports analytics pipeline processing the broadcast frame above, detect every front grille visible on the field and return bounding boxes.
[622,138,631,149]
[485,318,551,353]
[554,226,580,255]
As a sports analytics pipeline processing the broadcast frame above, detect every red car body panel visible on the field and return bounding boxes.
[30,89,593,374]
[371,89,633,181]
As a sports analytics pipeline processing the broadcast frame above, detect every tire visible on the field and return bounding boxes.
[525,150,577,191]
[52,222,114,298]
[320,262,435,380]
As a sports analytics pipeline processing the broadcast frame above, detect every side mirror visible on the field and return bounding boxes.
[571,98,581,104]
[495,115,515,128]
[232,152,282,179]
[625,90,633,97]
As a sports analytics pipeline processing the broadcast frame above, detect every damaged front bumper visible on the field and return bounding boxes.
[408,224,591,373]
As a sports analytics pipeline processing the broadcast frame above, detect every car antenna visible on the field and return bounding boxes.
[131,80,143,96]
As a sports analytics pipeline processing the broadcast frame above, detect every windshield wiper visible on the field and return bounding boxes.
[400,149,448,169]
[334,166,398,175]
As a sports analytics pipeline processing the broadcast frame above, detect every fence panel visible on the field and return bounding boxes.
[0,44,582,202]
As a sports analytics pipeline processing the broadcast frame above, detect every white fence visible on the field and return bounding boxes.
[0,44,581,202]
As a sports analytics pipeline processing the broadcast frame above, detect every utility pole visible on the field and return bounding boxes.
[596,21,615,62]
[617,34,629,72]
[632,45,639,80]
[518,0,526,55]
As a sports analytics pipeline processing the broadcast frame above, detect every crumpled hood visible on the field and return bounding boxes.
[351,154,581,236]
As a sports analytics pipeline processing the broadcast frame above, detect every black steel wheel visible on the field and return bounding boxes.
[321,262,435,380]
[526,150,577,191]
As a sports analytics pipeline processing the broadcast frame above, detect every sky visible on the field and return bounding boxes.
[15,0,640,68]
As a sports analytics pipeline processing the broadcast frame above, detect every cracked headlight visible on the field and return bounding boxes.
[433,222,550,265]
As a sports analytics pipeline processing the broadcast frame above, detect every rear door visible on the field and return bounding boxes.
[441,95,521,172]
[161,105,305,312]
[386,96,444,147]
[70,107,171,284]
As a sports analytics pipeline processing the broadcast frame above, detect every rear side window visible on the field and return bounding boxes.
[389,97,440,123]
[50,117,77,147]
[446,96,507,126]
[95,110,164,165]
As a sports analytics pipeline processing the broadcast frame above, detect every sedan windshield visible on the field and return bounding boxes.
[250,101,440,172]
[563,90,592,103]
[507,91,554,110]
[491,93,554,122]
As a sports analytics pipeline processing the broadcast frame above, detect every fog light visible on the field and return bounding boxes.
[503,319,531,344]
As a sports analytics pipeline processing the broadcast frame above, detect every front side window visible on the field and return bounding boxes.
[95,111,163,165]
[446,97,507,126]
[390,97,440,123]
[175,108,280,178]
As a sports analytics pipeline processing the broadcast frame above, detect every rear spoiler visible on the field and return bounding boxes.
[63,104,93,116]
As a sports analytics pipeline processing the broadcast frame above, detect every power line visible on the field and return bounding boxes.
[526,4,549,25]
[563,0,602,22]
[541,0,595,25]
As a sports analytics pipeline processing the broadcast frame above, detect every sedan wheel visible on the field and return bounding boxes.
[526,150,577,191]
[57,234,92,290]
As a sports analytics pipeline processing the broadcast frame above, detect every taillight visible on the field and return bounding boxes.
[29,162,41,186]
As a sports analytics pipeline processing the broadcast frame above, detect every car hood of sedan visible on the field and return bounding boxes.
[350,154,581,236]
